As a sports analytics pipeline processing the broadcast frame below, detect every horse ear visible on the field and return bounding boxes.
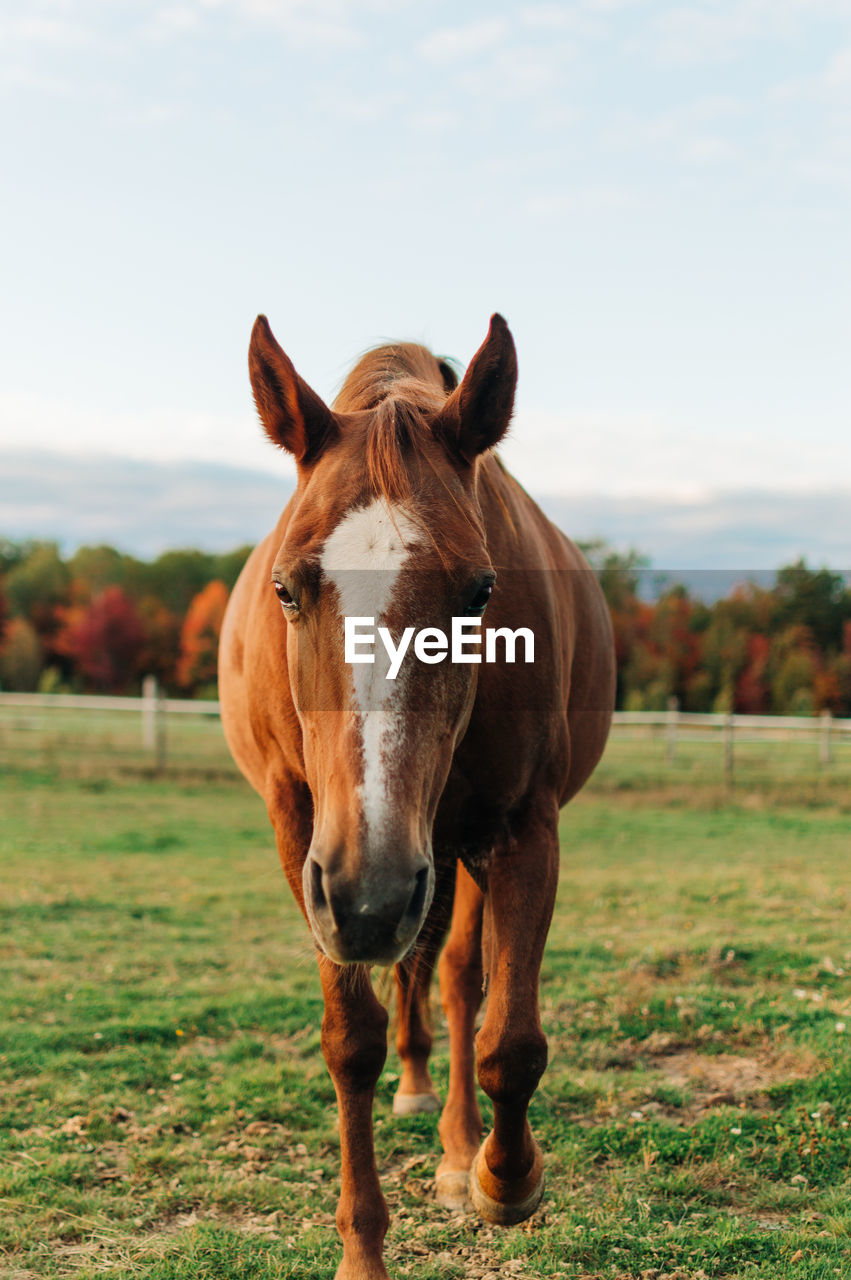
[249,316,337,464]
[435,314,517,464]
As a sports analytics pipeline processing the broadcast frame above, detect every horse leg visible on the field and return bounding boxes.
[434,861,485,1208]
[319,956,392,1280]
[392,857,455,1117]
[468,797,559,1225]
[393,951,440,1116]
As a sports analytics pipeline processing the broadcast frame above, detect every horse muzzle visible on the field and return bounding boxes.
[303,845,434,966]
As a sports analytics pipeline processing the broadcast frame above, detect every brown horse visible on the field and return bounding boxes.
[219,313,615,1280]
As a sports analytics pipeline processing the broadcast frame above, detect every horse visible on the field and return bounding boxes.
[219,313,615,1280]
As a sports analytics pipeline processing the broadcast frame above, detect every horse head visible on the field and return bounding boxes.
[248,314,517,966]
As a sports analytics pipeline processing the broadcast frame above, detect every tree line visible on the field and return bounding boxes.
[0,541,250,699]
[1,537,850,715]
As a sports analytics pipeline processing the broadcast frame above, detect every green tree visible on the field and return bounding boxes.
[774,560,850,653]
[4,543,71,651]
[143,549,217,615]
[211,545,254,592]
[68,545,143,600]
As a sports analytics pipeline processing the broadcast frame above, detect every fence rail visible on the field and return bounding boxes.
[1,688,850,791]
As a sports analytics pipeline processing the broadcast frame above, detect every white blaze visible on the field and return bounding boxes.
[320,499,423,840]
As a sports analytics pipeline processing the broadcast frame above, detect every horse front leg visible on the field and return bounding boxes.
[469,796,559,1225]
[435,860,485,1208]
[392,856,456,1116]
[319,957,392,1280]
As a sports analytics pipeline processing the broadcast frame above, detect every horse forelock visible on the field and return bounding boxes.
[333,342,457,414]
[322,342,480,563]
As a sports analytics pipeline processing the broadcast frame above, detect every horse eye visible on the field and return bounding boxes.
[467,581,494,615]
[274,581,296,609]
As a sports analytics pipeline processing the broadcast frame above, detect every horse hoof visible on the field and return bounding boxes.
[392,1090,440,1116]
[434,1169,471,1210]
[469,1139,545,1226]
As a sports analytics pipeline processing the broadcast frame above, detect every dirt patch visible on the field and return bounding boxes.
[648,1046,821,1123]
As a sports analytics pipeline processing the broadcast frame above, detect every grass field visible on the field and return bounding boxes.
[1,753,850,1279]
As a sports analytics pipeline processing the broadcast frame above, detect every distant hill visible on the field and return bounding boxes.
[1,449,849,582]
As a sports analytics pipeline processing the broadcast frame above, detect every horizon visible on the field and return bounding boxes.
[2,448,849,602]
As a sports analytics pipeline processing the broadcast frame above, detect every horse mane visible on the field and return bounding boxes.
[333,343,461,506]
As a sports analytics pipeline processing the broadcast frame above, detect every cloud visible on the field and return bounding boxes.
[524,184,639,216]
[455,48,561,100]
[682,134,738,164]
[534,489,851,571]
[0,6,99,95]
[651,0,851,65]
[499,407,851,505]
[0,390,286,479]
[0,450,294,558]
[1,14,95,47]
[2,450,849,571]
[418,19,508,63]
[232,0,363,44]
[824,45,851,89]
[601,94,744,168]
[519,4,595,34]
[143,6,202,41]
[5,392,849,515]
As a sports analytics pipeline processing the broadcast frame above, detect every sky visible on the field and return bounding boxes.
[1,0,850,567]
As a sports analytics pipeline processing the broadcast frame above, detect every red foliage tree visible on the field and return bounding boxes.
[177,580,229,693]
[55,586,145,693]
[735,633,771,714]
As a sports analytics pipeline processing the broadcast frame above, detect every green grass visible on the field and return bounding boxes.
[1,757,850,1278]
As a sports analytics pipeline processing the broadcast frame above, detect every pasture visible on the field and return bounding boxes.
[1,752,850,1278]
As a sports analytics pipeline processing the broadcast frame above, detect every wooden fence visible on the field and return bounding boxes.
[0,681,226,776]
[1,685,850,790]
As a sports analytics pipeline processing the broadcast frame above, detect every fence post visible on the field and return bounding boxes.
[666,695,679,764]
[155,684,167,774]
[142,675,157,750]
[723,713,735,795]
[819,708,833,765]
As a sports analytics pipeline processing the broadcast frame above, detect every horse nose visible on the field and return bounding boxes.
[305,854,432,965]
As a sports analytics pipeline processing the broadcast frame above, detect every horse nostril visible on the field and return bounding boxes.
[309,857,327,911]
[405,867,429,923]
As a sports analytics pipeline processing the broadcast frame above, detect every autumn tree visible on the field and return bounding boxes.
[645,586,704,707]
[579,541,650,708]
[767,624,818,716]
[137,597,182,691]
[177,580,229,694]
[55,586,145,693]
[4,542,71,658]
[0,618,43,691]
[735,633,771,714]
